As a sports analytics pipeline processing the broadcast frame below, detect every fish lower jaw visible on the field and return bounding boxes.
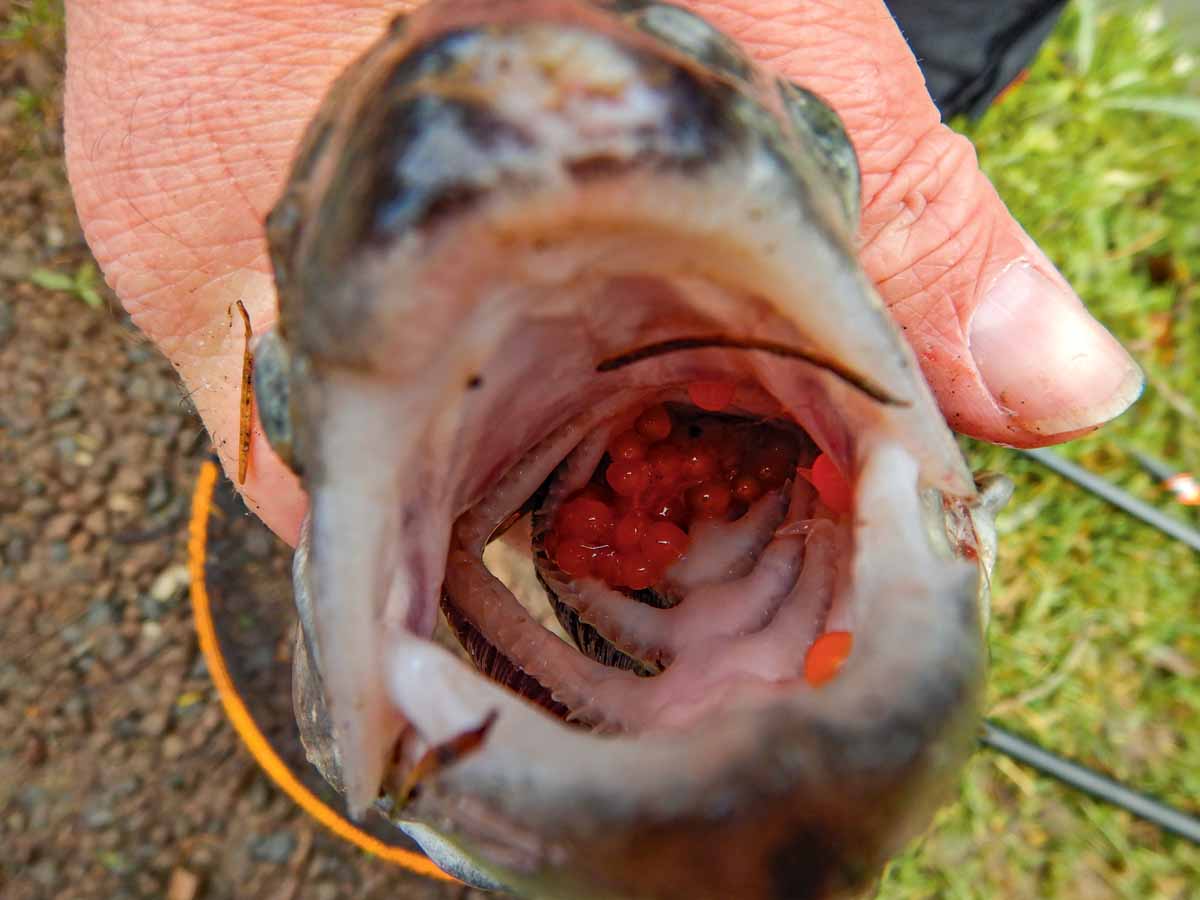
[372,429,985,892]
[296,370,984,836]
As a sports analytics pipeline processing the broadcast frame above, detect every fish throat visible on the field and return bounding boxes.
[447,383,860,733]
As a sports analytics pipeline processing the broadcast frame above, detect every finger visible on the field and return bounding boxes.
[686,0,1143,445]
[66,0,1142,554]
[65,0,411,543]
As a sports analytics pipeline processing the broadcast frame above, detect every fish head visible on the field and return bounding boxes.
[253,1,1010,896]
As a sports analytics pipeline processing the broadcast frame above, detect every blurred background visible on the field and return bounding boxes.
[0,0,1197,897]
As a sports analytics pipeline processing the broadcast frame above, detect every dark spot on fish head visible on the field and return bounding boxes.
[382,28,483,89]
[466,374,483,390]
[598,0,658,12]
[566,153,637,180]
[265,200,301,296]
[768,822,857,900]
[612,1,754,83]
[250,329,299,475]
[655,65,739,171]
[362,95,533,245]
[386,9,407,37]
[777,79,861,232]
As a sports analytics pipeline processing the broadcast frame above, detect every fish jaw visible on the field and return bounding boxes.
[279,181,980,815]
[262,1,1003,895]
[290,441,992,898]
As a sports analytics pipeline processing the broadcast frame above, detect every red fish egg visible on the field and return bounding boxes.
[574,484,612,504]
[611,492,643,519]
[732,474,763,503]
[761,434,798,458]
[804,631,853,687]
[555,540,595,579]
[648,443,686,484]
[686,480,732,519]
[687,381,736,412]
[696,421,738,464]
[594,549,624,584]
[619,555,658,591]
[606,459,652,497]
[679,446,717,482]
[608,429,647,462]
[811,453,853,515]
[614,511,650,551]
[557,496,615,542]
[752,451,794,489]
[647,494,688,525]
[715,438,742,472]
[642,520,688,566]
[635,404,672,442]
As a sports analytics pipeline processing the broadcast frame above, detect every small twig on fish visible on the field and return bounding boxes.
[395,711,499,805]
[595,335,908,407]
[233,300,254,484]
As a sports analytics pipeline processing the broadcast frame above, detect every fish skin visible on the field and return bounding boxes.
[256,2,1004,896]
[266,0,893,392]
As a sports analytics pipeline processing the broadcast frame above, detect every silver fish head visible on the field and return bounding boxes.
[254,1,1011,896]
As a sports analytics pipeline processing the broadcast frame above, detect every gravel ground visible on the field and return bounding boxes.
[0,11,484,899]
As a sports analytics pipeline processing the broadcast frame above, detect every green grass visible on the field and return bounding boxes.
[2,0,64,153]
[881,4,1200,898]
[29,261,106,309]
[1,0,62,43]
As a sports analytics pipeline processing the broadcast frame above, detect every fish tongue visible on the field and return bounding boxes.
[305,374,451,817]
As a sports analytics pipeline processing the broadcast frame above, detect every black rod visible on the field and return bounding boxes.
[981,720,1200,845]
[1019,447,1200,553]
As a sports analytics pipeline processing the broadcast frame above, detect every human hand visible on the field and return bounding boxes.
[64,0,1143,546]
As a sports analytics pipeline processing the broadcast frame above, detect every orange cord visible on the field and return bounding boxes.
[188,459,458,883]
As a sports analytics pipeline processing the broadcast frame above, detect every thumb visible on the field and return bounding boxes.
[688,0,1143,446]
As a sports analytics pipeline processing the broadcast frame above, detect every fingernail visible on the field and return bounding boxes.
[969,264,1144,435]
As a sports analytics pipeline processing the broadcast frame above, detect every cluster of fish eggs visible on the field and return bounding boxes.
[543,383,838,592]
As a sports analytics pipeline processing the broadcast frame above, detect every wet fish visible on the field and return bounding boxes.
[253,1,1013,896]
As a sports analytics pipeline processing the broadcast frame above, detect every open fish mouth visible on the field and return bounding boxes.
[253,1,1012,897]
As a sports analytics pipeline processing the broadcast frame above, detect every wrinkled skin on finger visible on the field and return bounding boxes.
[63,0,1141,545]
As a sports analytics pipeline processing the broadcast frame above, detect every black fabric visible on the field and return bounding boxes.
[885,0,1069,119]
